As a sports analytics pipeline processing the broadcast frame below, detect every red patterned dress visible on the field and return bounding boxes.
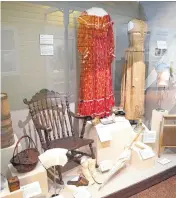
[77,12,115,118]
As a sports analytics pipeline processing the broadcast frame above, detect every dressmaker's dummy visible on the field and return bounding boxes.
[121,19,147,121]
[156,63,170,110]
[157,69,170,88]
[86,7,108,16]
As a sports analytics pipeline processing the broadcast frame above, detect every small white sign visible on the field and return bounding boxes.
[40,34,53,45]
[133,142,152,160]
[73,188,91,198]
[143,131,156,144]
[115,116,126,122]
[21,181,41,198]
[96,128,112,142]
[157,158,171,165]
[157,40,167,49]
[139,148,155,160]
[100,117,115,125]
[40,45,54,56]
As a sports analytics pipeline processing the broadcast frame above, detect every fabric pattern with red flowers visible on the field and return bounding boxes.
[77,12,115,118]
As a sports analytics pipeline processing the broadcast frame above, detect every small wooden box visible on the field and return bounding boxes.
[8,176,20,192]
[8,162,48,195]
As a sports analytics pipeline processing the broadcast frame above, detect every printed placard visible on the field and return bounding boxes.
[40,34,53,45]
[157,40,167,49]
[21,181,41,198]
[139,148,155,160]
[143,131,156,144]
[96,127,112,142]
[40,45,54,56]
[73,188,91,198]
[157,158,171,165]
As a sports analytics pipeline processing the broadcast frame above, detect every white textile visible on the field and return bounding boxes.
[86,7,107,17]
[39,148,68,169]
[119,149,132,161]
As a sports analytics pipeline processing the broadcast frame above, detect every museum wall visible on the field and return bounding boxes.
[140,2,176,127]
[1,2,80,111]
[1,1,141,143]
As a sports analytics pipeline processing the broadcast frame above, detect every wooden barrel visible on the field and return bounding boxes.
[1,93,11,120]
[1,116,12,128]
[1,93,15,149]
[1,125,15,148]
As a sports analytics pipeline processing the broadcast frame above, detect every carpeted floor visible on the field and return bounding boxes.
[130,175,176,198]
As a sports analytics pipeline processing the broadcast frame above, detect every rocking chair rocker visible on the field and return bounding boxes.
[23,89,95,184]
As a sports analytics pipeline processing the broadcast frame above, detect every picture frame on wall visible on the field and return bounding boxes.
[155,48,167,56]
[155,48,161,56]
[1,26,20,76]
[161,49,167,56]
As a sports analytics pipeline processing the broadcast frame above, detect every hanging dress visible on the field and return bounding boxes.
[120,19,147,120]
[77,12,115,118]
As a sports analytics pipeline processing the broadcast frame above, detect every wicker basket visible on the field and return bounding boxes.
[10,135,39,173]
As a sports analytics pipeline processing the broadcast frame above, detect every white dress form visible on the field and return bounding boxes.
[128,21,134,31]
[86,7,108,17]
[158,70,170,87]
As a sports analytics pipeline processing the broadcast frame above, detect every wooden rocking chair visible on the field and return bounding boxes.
[23,89,95,184]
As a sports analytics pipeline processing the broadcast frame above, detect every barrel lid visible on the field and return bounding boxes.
[1,93,8,100]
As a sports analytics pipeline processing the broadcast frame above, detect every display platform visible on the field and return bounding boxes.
[1,134,22,177]
[45,150,176,198]
[45,118,176,198]
[0,180,23,198]
[84,118,155,169]
[84,118,133,163]
[0,187,23,198]
[8,161,48,196]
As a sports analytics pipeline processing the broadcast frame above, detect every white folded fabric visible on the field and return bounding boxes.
[39,148,68,169]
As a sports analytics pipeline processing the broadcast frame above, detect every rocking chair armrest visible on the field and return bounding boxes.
[70,111,92,121]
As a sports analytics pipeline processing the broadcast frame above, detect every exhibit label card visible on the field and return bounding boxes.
[115,116,126,122]
[40,34,53,45]
[21,181,41,198]
[73,188,91,198]
[40,45,54,56]
[157,158,171,165]
[143,131,156,144]
[157,40,167,49]
[96,127,112,142]
[139,148,155,160]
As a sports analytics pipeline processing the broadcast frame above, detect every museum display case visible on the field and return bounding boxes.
[1,1,176,198]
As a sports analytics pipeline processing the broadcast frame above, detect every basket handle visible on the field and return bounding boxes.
[12,135,38,162]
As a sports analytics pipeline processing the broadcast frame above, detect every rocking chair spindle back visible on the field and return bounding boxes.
[23,89,74,148]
